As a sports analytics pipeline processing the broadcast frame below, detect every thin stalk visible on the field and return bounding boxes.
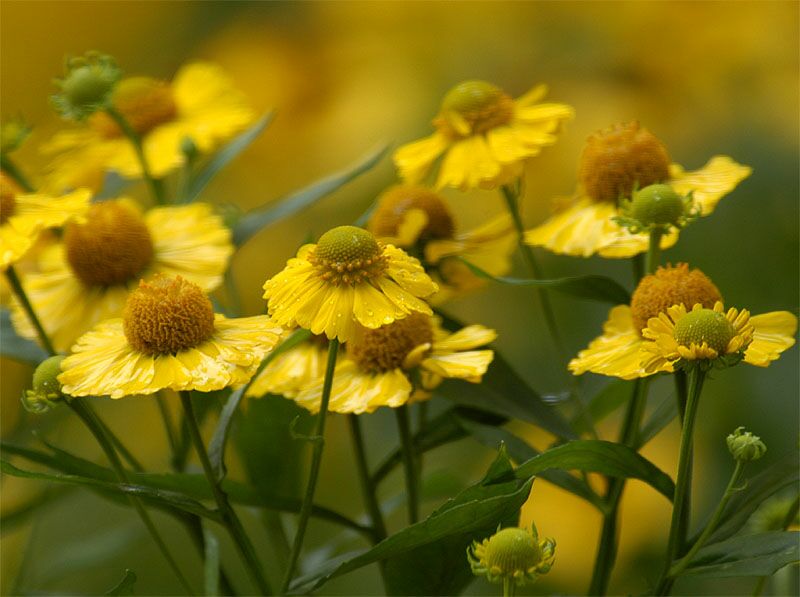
[105,106,166,205]
[179,391,271,595]
[1,154,35,192]
[752,494,800,596]
[69,398,194,595]
[673,369,692,555]
[281,338,340,593]
[503,577,516,597]
[416,401,428,473]
[588,378,650,594]
[500,183,597,439]
[655,367,706,595]
[645,228,664,275]
[670,461,745,578]
[348,414,387,542]
[5,266,56,355]
[395,404,419,525]
[182,514,237,596]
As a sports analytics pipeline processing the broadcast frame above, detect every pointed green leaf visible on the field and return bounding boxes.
[675,531,799,578]
[460,258,630,305]
[207,387,244,483]
[0,309,46,365]
[233,144,388,247]
[106,569,137,596]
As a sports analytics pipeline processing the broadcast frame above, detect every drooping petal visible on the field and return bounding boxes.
[745,311,798,367]
[394,133,449,185]
[668,156,751,215]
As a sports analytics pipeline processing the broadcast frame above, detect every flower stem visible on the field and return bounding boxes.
[503,576,516,597]
[69,397,194,595]
[348,414,388,543]
[656,367,706,595]
[179,391,271,595]
[281,338,340,594]
[588,378,650,595]
[105,106,166,205]
[1,154,35,192]
[500,183,597,439]
[645,228,664,275]
[669,460,745,578]
[5,266,56,356]
[395,404,419,524]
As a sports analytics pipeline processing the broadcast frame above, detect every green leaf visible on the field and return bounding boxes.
[460,258,631,305]
[232,144,388,247]
[512,439,675,500]
[182,113,273,203]
[0,308,46,365]
[207,387,244,483]
[675,531,799,578]
[292,449,533,593]
[705,451,800,544]
[202,525,220,596]
[106,569,137,596]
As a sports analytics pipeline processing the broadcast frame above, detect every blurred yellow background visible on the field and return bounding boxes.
[2,1,797,595]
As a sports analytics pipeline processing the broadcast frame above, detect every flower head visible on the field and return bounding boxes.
[10,199,232,351]
[262,225,438,343]
[726,426,767,462]
[43,62,254,192]
[59,276,282,398]
[1,116,32,155]
[22,356,67,414]
[290,314,495,414]
[367,185,515,303]
[51,52,121,121]
[525,121,751,258]
[394,80,573,191]
[468,525,555,586]
[1,173,91,271]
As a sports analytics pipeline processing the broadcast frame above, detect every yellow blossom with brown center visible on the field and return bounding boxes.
[369,185,456,242]
[90,77,177,138]
[349,313,434,372]
[435,80,515,139]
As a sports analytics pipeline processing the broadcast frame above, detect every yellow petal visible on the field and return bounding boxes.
[432,325,497,353]
[394,133,449,185]
[668,156,751,216]
[436,136,502,191]
[745,311,798,367]
[421,350,494,380]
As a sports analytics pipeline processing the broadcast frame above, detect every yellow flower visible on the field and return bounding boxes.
[569,264,796,379]
[291,313,496,414]
[367,185,516,303]
[262,225,438,344]
[42,62,255,192]
[11,199,232,352]
[245,334,331,399]
[59,276,282,399]
[394,80,573,191]
[525,121,751,258]
[1,173,91,270]
[468,525,556,586]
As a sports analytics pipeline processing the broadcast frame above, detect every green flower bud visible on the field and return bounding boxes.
[726,426,767,462]
[22,355,67,414]
[468,524,556,586]
[614,183,698,234]
[1,117,31,155]
[51,52,121,121]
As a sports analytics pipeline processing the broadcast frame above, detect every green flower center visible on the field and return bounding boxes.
[32,355,66,399]
[91,77,177,138]
[349,313,433,372]
[61,63,119,111]
[484,528,542,574]
[674,308,735,354]
[64,200,154,287]
[436,80,514,137]
[629,184,685,227]
[123,276,215,355]
[311,226,386,286]
[368,185,455,242]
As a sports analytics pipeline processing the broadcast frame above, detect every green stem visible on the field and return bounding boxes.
[5,266,56,356]
[348,414,387,542]
[656,367,706,595]
[751,494,800,596]
[503,576,516,597]
[670,460,745,578]
[673,369,692,556]
[588,378,650,594]
[1,154,35,192]
[281,338,340,594]
[179,392,271,595]
[105,106,166,205]
[645,228,664,275]
[416,401,428,475]
[395,404,419,525]
[500,183,597,439]
[69,398,194,595]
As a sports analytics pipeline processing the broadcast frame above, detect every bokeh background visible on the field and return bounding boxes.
[1,1,798,595]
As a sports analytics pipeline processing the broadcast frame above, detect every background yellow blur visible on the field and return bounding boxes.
[2,2,798,595]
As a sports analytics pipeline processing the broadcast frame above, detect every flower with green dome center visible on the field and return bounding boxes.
[22,356,66,414]
[615,183,698,234]
[468,525,555,586]
[51,52,121,121]
[673,308,736,354]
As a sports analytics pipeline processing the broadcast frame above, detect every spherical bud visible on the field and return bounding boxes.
[1,117,32,155]
[727,426,767,462]
[22,356,66,414]
[52,52,121,121]
[615,183,697,234]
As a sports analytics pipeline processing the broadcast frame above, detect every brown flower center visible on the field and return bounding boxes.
[0,176,18,225]
[631,263,722,333]
[579,121,671,203]
[368,185,456,242]
[349,313,434,372]
[123,276,215,355]
[435,80,514,138]
[310,226,387,286]
[90,77,177,138]
[64,200,154,287]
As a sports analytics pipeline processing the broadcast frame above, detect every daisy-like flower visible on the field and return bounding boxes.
[291,313,496,414]
[525,121,751,258]
[570,264,797,379]
[367,184,516,303]
[394,80,573,191]
[1,173,91,270]
[43,62,255,192]
[59,276,282,398]
[468,525,556,587]
[262,225,438,344]
[11,198,232,352]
